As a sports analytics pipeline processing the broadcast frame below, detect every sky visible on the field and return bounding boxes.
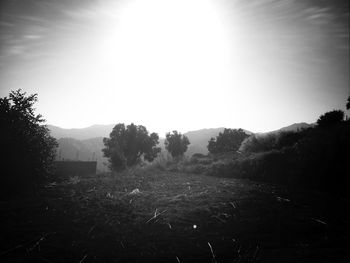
[0,0,349,136]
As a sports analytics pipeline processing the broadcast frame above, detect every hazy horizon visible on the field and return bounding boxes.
[47,122,315,139]
[1,0,349,135]
[48,122,225,138]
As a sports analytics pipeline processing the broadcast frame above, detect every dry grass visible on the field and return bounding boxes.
[1,166,349,262]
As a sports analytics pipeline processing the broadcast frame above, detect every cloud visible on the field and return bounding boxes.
[0,1,90,65]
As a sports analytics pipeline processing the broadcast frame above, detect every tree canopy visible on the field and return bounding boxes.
[0,90,58,194]
[102,123,161,171]
[316,110,344,128]
[165,131,190,158]
[347,96,350,110]
[207,128,249,154]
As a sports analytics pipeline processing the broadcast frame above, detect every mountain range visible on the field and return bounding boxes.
[48,124,115,140]
[48,123,313,172]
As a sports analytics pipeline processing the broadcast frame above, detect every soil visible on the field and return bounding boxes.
[1,170,349,262]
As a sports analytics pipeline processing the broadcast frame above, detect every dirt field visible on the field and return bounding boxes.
[1,169,349,262]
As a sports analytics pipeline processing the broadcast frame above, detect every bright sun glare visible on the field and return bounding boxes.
[5,0,344,134]
[75,0,233,134]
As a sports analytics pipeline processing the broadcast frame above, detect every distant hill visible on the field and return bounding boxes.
[48,124,115,140]
[256,122,315,137]
[49,123,313,171]
[277,122,315,132]
[184,128,225,156]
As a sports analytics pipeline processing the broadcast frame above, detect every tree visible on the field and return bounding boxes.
[165,130,190,158]
[207,137,218,154]
[0,90,58,194]
[316,110,344,128]
[207,128,249,154]
[102,123,161,171]
[347,96,350,110]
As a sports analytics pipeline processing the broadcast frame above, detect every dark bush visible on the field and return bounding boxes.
[208,128,249,154]
[275,130,311,149]
[0,90,58,196]
[210,121,350,196]
[190,153,212,165]
[240,129,311,154]
[317,110,344,128]
[184,164,208,174]
[296,122,350,193]
[192,153,206,158]
[209,149,299,184]
[240,134,277,153]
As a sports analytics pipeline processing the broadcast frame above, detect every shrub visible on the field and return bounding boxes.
[0,90,58,196]
[239,133,277,153]
[208,128,249,154]
[296,122,350,193]
[240,129,310,154]
[192,153,206,158]
[317,110,344,128]
[211,121,350,196]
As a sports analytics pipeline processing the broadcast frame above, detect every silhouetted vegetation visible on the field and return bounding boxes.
[207,128,249,154]
[347,96,350,110]
[239,134,277,153]
[204,111,350,196]
[165,130,190,158]
[171,97,350,197]
[0,90,58,196]
[102,123,161,171]
[316,110,344,128]
[2,92,350,262]
[191,153,206,159]
[240,129,310,153]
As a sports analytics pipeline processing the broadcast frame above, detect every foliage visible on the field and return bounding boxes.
[102,123,161,171]
[209,149,296,182]
[207,128,249,154]
[316,110,344,128]
[164,130,190,158]
[240,129,311,154]
[211,121,350,196]
[192,153,206,158]
[347,96,350,110]
[0,90,58,193]
[189,154,212,165]
[275,130,309,149]
[295,122,350,192]
[239,134,276,153]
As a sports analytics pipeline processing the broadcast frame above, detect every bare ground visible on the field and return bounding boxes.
[1,169,350,262]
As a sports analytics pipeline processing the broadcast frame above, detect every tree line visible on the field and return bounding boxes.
[0,90,192,188]
[102,125,190,171]
[1,89,349,195]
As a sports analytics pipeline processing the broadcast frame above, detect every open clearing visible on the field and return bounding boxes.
[1,170,349,262]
